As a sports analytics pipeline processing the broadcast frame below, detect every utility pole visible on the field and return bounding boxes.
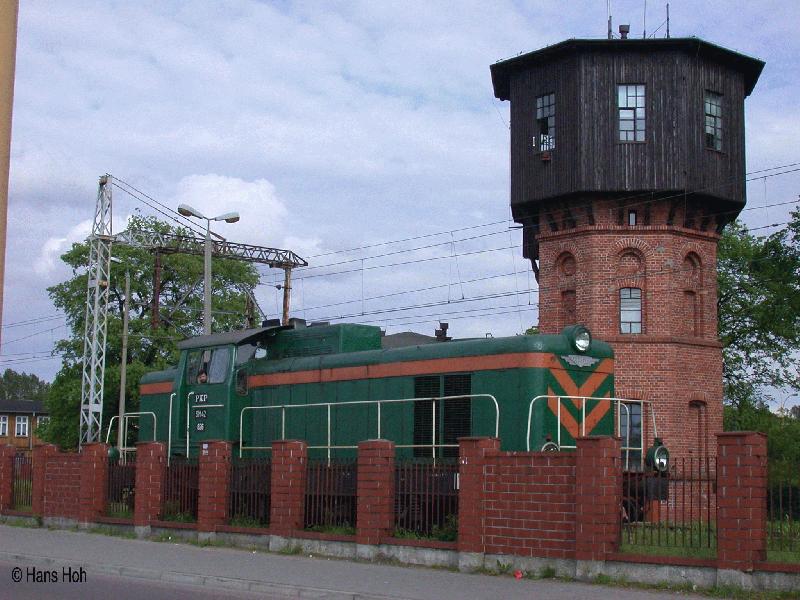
[116,268,130,450]
[0,2,18,347]
[282,267,292,325]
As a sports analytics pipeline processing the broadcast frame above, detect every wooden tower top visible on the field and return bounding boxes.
[491,37,764,228]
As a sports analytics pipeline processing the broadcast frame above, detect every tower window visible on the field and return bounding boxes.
[618,85,646,142]
[704,91,723,151]
[620,288,642,334]
[628,210,637,226]
[535,93,555,151]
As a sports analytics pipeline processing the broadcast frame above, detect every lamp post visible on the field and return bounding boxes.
[110,257,129,451]
[177,203,240,335]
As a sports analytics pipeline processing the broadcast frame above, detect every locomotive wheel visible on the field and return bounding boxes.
[540,441,560,452]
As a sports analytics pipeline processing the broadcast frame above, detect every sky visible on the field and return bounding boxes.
[3,0,800,384]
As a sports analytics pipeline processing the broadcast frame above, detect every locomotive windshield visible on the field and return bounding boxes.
[187,347,231,384]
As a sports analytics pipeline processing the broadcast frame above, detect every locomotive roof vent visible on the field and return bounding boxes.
[618,24,630,39]
[309,321,330,328]
[261,318,281,327]
[288,317,307,329]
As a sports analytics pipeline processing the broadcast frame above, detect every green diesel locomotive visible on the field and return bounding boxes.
[124,321,650,464]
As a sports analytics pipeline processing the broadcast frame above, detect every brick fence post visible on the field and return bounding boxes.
[32,444,56,516]
[716,431,767,575]
[270,440,307,536]
[0,445,14,512]
[79,442,109,526]
[575,436,622,568]
[197,440,232,536]
[133,441,166,537]
[356,439,395,557]
[457,437,500,571]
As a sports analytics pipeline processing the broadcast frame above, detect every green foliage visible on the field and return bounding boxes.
[718,217,800,403]
[724,401,800,465]
[42,214,260,449]
[524,325,540,335]
[0,369,49,403]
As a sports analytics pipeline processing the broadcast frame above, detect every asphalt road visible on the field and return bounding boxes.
[0,560,277,600]
[0,524,711,600]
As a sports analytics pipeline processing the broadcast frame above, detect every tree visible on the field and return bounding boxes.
[40,214,260,448]
[717,215,800,409]
[0,369,49,403]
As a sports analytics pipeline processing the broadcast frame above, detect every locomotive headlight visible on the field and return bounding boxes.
[645,437,670,473]
[654,446,669,472]
[574,328,591,353]
[562,325,592,353]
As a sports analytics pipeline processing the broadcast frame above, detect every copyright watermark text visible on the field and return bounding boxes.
[11,565,86,584]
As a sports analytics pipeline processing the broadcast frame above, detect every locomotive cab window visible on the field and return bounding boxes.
[187,347,232,384]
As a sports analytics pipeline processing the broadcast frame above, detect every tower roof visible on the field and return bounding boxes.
[491,37,764,101]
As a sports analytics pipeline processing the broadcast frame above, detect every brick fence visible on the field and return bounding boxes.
[0,432,775,578]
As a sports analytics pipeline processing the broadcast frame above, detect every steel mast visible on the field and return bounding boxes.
[79,175,113,446]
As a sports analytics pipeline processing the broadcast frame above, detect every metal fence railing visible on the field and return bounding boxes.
[228,457,271,528]
[161,457,199,522]
[12,453,32,511]
[106,457,136,519]
[767,463,800,558]
[394,459,458,540]
[621,456,717,556]
[304,459,357,532]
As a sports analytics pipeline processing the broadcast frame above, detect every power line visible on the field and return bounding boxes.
[287,161,800,271]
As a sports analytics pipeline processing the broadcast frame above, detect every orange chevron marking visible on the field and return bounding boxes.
[549,358,613,397]
[546,385,612,439]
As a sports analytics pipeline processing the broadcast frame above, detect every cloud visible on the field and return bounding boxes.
[5,1,800,382]
[34,219,92,277]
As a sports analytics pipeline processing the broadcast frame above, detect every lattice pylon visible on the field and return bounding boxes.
[79,175,113,446]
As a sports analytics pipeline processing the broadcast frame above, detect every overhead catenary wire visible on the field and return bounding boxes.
[282,161,800,271]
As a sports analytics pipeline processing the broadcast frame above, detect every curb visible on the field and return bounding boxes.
[0,550,413,600]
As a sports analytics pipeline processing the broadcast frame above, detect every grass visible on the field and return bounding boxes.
[767,518,800,562]
[304,524,356,536]
[620,521,716,559]
[160,500,197,523]
[393,515,458,543]
[229,515,269,529]
[87,525,136,539]
[106,502,133,519]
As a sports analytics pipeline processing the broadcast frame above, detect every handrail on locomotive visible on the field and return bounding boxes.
[237,393,500,459]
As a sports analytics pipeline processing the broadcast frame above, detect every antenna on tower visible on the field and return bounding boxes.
[666,3,670,38]
[643,0,648,38]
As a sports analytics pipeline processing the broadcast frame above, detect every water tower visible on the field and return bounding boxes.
[491,35,763,457]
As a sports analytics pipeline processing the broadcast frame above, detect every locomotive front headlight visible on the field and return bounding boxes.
[654,446,669,472]
[574,328,591,352]
[645,437,670,473]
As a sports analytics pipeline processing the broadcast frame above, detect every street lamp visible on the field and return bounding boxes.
[177,203,240,335]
